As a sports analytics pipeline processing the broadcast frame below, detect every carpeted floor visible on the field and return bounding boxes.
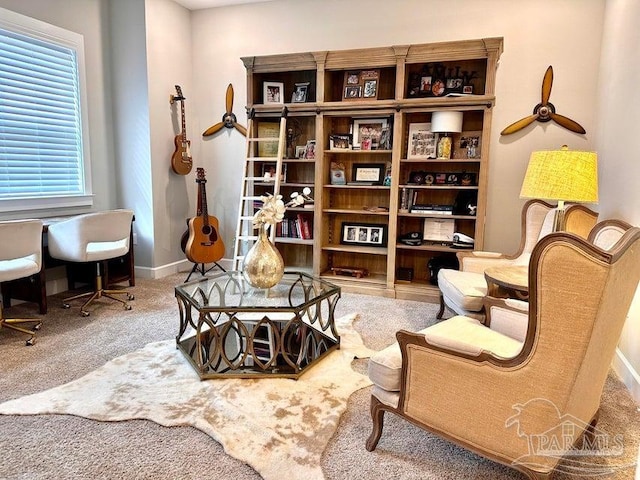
[1,272,638,479]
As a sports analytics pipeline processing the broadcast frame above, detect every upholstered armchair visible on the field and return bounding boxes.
[437,200,598,320]
[367,226,640,479]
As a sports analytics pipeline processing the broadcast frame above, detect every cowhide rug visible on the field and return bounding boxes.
[0,314,373,480]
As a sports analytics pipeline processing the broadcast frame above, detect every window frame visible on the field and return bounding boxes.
[0,7,93,214]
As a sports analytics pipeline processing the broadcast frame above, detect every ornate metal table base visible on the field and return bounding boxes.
[175,271,341,379]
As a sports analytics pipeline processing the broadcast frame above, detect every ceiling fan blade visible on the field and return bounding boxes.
[541,65,553,105]
[202,121,224,137]
[225,83,234,114]
[549,112,586,134]
[500,114,538,135]
[233,121,247,137]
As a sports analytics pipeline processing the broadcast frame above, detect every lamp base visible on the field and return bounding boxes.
[436,135,452,159]
[553,200,566,232]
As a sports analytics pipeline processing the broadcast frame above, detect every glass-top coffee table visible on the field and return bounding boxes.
[174,271,341,379]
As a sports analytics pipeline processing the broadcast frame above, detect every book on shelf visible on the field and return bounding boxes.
[410,204,454,215]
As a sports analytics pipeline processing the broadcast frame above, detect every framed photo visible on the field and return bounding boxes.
[330,161,346,185]
[454,130,482,159]
[261,163,287,182]
[363,79,377,98]
[344,85,361,99]
[407,122,437,159]
[330,134,351,150]
[291,82,309,103]
[340,222,388,247]
[351,163,385,185]
[304,140,316,159]
[257,121,280,157]
[295,145,307,159]
[263,81,284,104]
[352,118,388,149]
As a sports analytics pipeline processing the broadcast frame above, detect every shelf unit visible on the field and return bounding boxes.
[242,37,503,301]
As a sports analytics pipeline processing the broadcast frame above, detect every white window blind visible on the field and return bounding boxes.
[0,7,92,213]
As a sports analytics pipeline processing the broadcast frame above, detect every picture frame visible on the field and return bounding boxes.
[263,81,284,104]
[363,79,377,98]
[445,173,459,185]
[351,163,385,185]
[454,130,482,159]
[303,140,316,159]
[291,82,309,103]
[261,163,287,182]
[330,161,346,185]
[344,85,361,99]
[340,222,388,247]
[329,134,351,150]
[352,118,388,149]
[407,122,437,159]
[295,145,307,159]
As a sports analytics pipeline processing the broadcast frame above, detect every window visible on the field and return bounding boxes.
[0,7,92,213]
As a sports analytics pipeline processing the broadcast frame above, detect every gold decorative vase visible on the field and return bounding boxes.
[242,227,284,289]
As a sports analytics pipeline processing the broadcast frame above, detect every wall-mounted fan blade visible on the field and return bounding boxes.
[233,122,247,136]
[225,83,233,114]
[541,66,553,105]
[549,112,586,134]
[202,122,224,136]
[500,114,538,135]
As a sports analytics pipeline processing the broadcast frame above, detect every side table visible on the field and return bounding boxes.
[484,265,529,300]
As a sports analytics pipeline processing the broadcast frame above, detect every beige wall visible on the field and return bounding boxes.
[189,0,605,256]
[597,0,640,400]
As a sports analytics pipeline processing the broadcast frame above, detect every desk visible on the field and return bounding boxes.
[484,265,529,300]
[1,216,135,314]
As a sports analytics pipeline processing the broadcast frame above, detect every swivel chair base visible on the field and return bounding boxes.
[0,305,42,346]
[63,262,134,317]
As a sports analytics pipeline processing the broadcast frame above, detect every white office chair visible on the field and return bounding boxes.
[0,219,44,345]
[47,209,135,317]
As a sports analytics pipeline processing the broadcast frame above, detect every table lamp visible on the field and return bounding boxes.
[431,111,463,159]
[520,145,598,231]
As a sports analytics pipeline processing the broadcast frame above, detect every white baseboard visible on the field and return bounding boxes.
[134,258,233,280]
[612,347,640,404]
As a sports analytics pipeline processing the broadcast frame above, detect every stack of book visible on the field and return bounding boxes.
[410,204,454,215]
[275,214,313,239]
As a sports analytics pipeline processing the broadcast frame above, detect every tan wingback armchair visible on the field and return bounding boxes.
[367,225,640,479]
[437,200,598,320]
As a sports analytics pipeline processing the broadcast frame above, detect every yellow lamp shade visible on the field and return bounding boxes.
[520,146,598,203]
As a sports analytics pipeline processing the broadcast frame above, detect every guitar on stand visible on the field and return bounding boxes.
[170,85,193,175]
[184,168,226,282]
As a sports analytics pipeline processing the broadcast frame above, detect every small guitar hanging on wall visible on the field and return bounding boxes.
[185,168,225,265]
[170,85,193,175]
[501,66,586,136]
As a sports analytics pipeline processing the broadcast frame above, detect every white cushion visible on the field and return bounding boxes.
[438,269,487,312]
[0,255,40,283]
[368,317,523,394]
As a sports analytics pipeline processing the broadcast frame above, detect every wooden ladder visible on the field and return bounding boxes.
[232,108,288,272]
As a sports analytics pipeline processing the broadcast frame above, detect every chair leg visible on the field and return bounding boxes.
[437,294,446,319]
[366,395,387,452]
[62,262,134,316]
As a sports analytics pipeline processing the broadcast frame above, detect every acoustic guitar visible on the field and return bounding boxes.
[185,168,225,264]
[170,85,193,175]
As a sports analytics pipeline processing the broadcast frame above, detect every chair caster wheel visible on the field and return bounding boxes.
[62,303,71,309]
[81,310,90,317]
[124,304,132,311]
[127,294,135,301]
[26,337,35,346]
[34,322,42,331]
